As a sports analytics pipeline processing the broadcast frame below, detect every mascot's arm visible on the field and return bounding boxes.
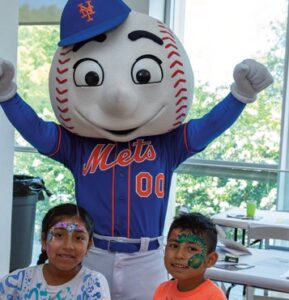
[186,59,273,152]
[1,95,59,154]
[186,94,244,153]
[0,58,59,154]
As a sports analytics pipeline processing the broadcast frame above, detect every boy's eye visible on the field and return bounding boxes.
[188,246,199,252]
[167,242,178,249]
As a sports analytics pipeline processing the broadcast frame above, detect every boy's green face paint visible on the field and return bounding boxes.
[188,253,204,269]
[177,233,207,269]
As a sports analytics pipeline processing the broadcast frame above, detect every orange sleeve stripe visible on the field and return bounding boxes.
[47,126,62,157]
[183,123,190,153]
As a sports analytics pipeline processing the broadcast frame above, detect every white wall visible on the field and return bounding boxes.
[0,0,18,277]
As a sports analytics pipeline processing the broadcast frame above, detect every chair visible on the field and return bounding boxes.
[246,224,289,300]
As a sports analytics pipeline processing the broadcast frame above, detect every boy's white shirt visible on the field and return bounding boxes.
[0,264,111,299]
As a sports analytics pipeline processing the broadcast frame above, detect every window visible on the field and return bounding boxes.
[19,0,66,24]
[166,0,289,213]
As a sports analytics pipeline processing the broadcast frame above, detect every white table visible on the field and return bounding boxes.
[212,208,289,244]
[212,208,289,229]
[206,248,289,298]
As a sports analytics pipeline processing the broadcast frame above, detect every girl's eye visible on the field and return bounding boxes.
[72,231,88,242]
[75,235,86,241]
[54,233,64,239]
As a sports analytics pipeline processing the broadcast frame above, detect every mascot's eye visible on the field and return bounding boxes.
[73,59,104,87]
[136,69,151,84]
[85,71,100,86]
[131,55,163,85]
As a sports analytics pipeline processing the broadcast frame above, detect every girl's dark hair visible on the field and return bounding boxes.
[167,212,217,254]
[37,203,94,265]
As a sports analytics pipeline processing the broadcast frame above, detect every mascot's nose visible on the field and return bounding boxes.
[102,85,138,117]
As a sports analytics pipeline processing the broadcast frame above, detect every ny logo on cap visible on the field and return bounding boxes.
[78,0,95,22]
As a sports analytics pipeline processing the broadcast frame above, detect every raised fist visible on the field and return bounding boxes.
[230,59,273,103]
[0,58,17,102]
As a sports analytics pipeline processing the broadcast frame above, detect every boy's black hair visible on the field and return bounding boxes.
[37,203,94,265]
[167,212,217,254]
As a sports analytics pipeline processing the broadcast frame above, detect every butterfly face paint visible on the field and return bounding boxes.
[177,233,207,269]
[47,221,87,242]
[51,222,86,233]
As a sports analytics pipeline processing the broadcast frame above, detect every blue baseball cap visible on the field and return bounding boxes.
[59,0,131,47]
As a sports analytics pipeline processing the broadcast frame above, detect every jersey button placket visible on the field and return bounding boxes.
[114,142,129,235]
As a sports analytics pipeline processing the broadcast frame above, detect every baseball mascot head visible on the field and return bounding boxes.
[49,0,194,142]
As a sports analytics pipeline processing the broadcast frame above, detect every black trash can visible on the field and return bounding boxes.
[10,175,51,272]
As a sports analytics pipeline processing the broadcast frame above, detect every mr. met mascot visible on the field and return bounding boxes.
[0,0,273,299]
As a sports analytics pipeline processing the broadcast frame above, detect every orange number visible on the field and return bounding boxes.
[136,172,165,198]
[155,173,165,198]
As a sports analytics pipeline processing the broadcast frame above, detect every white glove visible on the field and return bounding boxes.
[230,59,273,104]
[0,58,17,102]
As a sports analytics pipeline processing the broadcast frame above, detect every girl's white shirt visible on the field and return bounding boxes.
[0,264,111,299]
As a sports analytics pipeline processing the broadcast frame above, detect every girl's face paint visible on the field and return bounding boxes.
[49,221,86,237]
[165,228,208,282]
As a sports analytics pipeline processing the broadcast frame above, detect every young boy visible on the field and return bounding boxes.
[153,212,226,300]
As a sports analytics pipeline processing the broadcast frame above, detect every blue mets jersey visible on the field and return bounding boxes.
[1,93,244,239]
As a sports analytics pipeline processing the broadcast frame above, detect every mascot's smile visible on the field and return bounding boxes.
[75,104,166,138]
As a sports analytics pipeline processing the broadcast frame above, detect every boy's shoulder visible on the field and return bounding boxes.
[198,279,226,299]
[153,279,177,299]
[154,279,226,300]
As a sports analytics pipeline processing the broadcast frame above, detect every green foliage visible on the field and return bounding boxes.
[176,174,276,216]
[17,25,59,116]
[176,18,284,215]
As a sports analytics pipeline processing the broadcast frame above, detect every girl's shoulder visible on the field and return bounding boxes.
[1,265,38,282]
[81,266,108,283]
[74,266,111,299]
[0,265,40,298]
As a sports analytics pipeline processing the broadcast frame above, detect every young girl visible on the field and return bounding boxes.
[0,203,111,299]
